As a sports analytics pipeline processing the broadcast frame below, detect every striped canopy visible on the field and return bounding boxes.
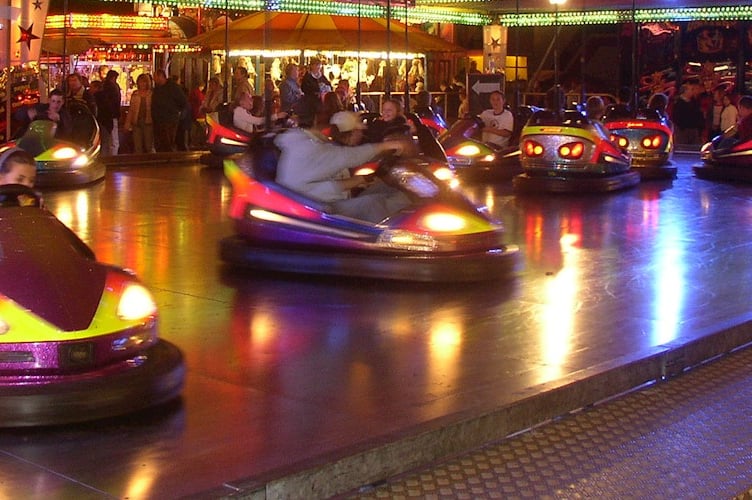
[191,12,465,53]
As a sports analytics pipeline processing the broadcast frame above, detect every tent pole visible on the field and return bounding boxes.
[386,0,391,98]
[403,0,409,112]
[223,0,229,102]
[356,0,362,109]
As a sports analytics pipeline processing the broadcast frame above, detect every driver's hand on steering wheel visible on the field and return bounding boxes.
[382,138,416,157]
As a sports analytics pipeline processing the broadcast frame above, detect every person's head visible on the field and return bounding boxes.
[208,76,220,91]
[647,92,668,113]
[722,92,734,107]
[285,63,299,81]
[489,91,505,112]
[586,95,605,118]
[681,80,699,98]
[381,98,403,122]
[237,91,253,111]
[329,111,367,146]
[416,90,431,107]
[66,73,84,93]
[251,95,264,116]
[98,65,110,80]
[0,147,36,188]
[153,69,167,86]
[106,69,119,82]
[48,89,65,112]
[315,91,344,129]
[136,73,152,91]
[89,80,103,94]
[308,58,323,77]
[234,66,249,81]
[738,95,752,119]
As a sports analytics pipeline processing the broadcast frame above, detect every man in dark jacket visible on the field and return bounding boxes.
[97,70,121,156]
[299,58,332,128]
[671,81,705,146]
[152,69,187,152]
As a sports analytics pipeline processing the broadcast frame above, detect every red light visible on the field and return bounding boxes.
[524,140,544,157]
[610,134,629,148]
[558,142,584,159]
[641,135,663,149]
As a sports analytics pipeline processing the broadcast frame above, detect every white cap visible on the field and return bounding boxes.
[330,111,366,132]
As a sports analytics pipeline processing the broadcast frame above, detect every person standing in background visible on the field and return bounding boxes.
[278,63,303,115]
[124,73,154,154]
[201,77,223,115]
[671,81,705,146]
[97,70,122,156]
[151,69,187,152]
[300,58,332,127]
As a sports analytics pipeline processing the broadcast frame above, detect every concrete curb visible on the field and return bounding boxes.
[201,313,752,498]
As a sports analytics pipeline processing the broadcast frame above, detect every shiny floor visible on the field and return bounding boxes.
[347,337,752,499]
[3,153,752,498]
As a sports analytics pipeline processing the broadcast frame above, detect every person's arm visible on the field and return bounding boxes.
[233,107,264,132]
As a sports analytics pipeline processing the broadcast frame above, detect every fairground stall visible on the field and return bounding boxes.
[41,12,202,106]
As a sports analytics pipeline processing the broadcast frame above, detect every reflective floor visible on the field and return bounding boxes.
[3,154,752,498]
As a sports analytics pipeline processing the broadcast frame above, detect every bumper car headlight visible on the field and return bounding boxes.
[457,144,481,156]
[419,213,467,232]
[52,146,79,160]
[377,229,437,251]
[117,283,157,321]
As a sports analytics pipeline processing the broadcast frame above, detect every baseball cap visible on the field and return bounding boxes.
[330,111,367,132]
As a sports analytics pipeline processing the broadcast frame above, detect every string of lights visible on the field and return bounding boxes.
[59,1,752,26]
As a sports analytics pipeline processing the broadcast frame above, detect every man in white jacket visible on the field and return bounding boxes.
[274,111,411,223]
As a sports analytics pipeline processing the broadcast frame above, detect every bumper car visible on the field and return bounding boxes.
[413,106,448,136]
[603,108,676,179]
[220,137,518,282]
[513,109,639,194]
[693,134,752,182]
[10,101,104,188]
[438,106,537,182]
[0,184,184,427]
[200,104,252,167]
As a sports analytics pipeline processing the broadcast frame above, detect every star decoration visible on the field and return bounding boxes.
[17,24,40,49]
[488,37,501,50]
[33,0,43,10]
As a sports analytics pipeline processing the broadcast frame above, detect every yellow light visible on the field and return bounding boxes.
[52,147,78,160]
[421,213,466,232]
[46,14,168,31]
[456,144,481,156]
[117,284,157,321]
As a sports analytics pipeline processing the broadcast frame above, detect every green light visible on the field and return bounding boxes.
[85,1,752,26]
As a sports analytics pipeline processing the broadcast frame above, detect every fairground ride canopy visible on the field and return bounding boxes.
[190,12,465,58]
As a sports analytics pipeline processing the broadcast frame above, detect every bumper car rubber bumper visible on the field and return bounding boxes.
[692,163,752,183]
[0,340,185,427]
[513,170,641,193]
[220,235,519,283]
[35,161,106,188]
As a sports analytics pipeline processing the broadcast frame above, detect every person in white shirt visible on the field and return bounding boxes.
[232,92,286,133]
[478,91,514,149]
[719,93,739,134]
